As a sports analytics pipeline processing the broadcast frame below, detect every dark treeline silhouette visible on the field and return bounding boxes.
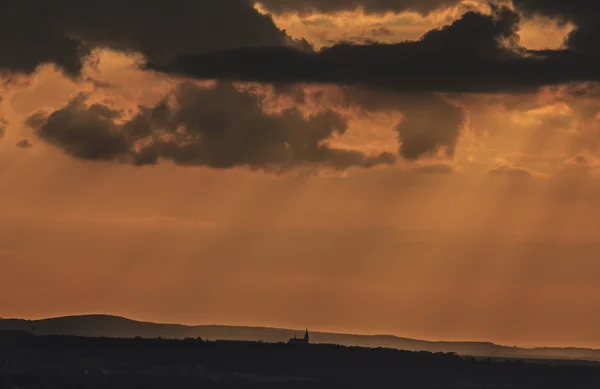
[3,315,600,362]
[1,331,600,388]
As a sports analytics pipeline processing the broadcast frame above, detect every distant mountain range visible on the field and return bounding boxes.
[1,315,600,362]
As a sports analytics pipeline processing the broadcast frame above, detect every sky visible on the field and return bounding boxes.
[2,0,600,348]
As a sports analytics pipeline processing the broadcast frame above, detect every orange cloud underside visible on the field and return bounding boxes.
[258,2,571,50]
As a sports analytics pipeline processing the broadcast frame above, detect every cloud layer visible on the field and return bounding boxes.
[26,82,395,170]
[0,0,297,76]
[3,1,599,92]
[157,7,600,93]
[4,1,600,170]
[257,0,462,14]
[513,0,600,56]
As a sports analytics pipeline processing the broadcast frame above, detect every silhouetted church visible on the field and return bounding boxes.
[288,329,309,345]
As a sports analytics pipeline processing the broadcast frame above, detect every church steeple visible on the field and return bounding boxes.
[288,328,310,345]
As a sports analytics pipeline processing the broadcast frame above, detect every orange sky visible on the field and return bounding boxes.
[2,6,600,349]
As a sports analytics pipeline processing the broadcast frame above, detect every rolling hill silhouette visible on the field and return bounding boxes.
[2,314,599,362]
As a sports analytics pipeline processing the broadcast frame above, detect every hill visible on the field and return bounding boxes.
[1,314,600,362]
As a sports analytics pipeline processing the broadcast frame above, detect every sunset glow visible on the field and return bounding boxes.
[2,0,600,350]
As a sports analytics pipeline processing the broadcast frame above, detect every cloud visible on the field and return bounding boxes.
[26,82,395,171]
[488,165,545,179]
[513,1,600,56]
[15,139,33,149]
[558,154,600,179]
[0,0,299,76]
[0,4,84,76]
[156,7,600,93]
[563,155,592,169]
[512,1,600,22]
[256,0,462,14]
[397,96,466,159]
[411,161,460,174]
[273,85,468,159]
[0,97,6,139]
[26,94,131,161]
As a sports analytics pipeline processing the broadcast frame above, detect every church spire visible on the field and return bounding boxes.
[288,328,310,345]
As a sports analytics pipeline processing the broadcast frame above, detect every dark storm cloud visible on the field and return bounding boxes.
[0,0,299,76]
[26,83,395,170]
[0,4,85,76]
[256,0,461,14]
[512,0,600,56]
[26,95,130,161]
[157,7,600,93]
[268,85,467,159]
[397,96,466,160]
[276,83,467,159]
[513,0,600,20]
[511,0,600,25]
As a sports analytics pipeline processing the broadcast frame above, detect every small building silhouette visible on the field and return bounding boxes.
[288,329,309,345]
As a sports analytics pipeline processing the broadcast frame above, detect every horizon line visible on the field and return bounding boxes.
[1,312,597,352]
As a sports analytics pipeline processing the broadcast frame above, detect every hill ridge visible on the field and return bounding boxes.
[1,314,599,362]
[9,314,499,342]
